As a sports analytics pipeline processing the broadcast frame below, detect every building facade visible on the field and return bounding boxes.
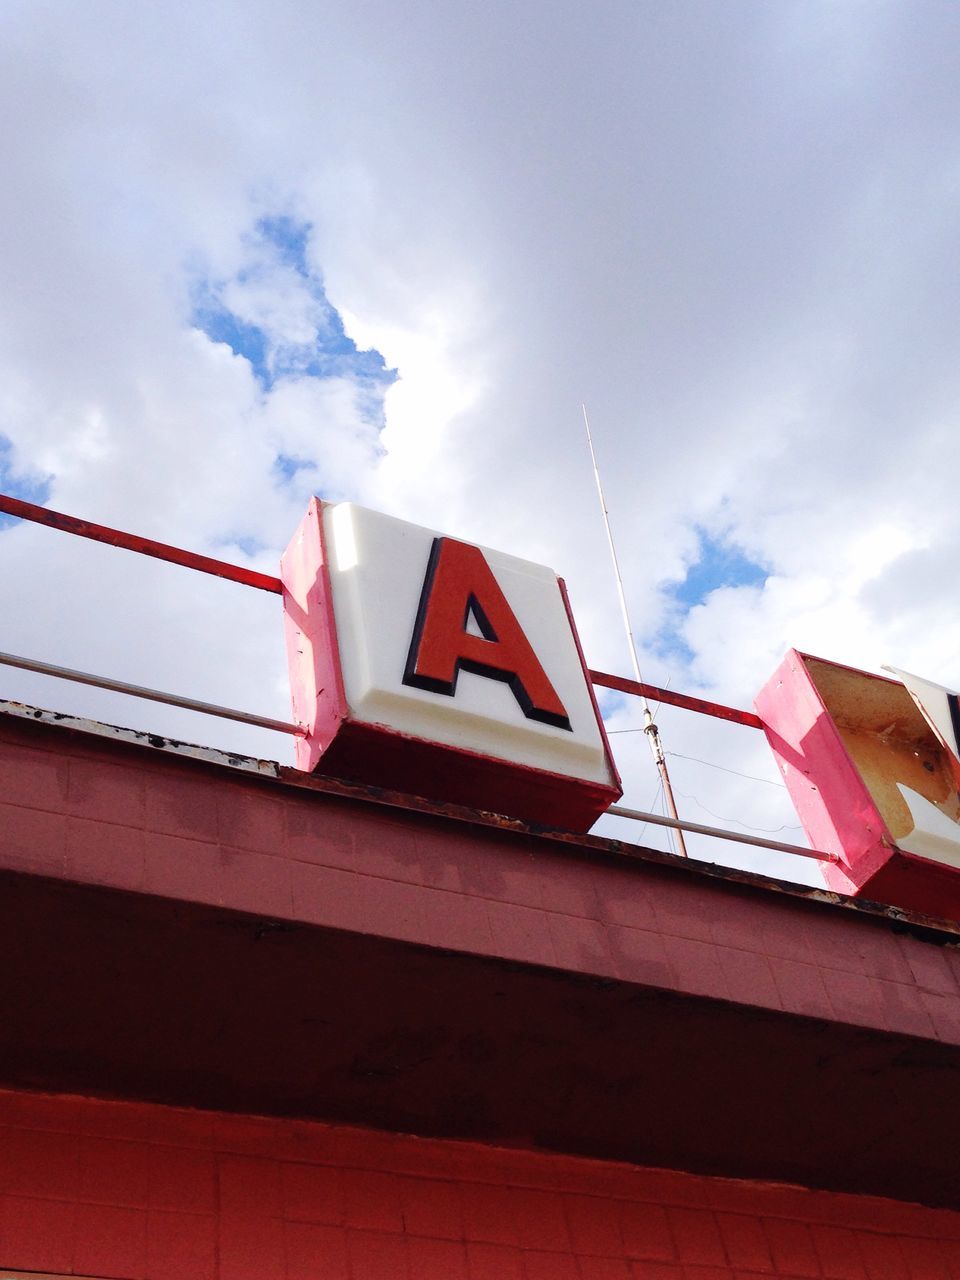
[1,700,959,1277]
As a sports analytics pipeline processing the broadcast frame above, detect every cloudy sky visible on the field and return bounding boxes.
[2,0,959,883]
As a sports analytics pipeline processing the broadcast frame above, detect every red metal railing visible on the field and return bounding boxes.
[0,492,838,861]
[588,669,762,730]
[0,493,283,594]
[0,492,762,729]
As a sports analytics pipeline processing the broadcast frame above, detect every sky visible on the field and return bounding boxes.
[2,0,960,884]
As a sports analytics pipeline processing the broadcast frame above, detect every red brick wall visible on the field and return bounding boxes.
[5,709,960,1047]
[0,1088,956,1280]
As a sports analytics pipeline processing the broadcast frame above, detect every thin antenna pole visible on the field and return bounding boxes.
[582,404,688,858]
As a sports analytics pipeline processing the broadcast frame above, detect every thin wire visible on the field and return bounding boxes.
[650,676,670,721]
[607,802,833,861]
[636,777,663,843]
[675,788,802,834]
[602,674,667,734]
[660,774,677,855]
[611,777,664,844]
[666,749,787,789]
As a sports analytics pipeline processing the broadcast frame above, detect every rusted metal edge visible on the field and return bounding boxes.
[0,699,280,776]
[589,669,764,729]
[0,493,283,593]
[0,1273,106,1280]
[4,696,960,942]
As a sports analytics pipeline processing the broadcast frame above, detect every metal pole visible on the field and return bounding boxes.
[0,650,305,736]
[607,803,838,863]
[582,405,688,857]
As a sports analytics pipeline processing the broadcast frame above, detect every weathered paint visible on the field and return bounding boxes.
[0,697,280,775]
[5,692,957,932]
[756,649,960,918]
[887,663,960,793]
[4,706,960,1208]
[279,494,347,771]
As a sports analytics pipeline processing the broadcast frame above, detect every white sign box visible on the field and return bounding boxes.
[281,499,621,830]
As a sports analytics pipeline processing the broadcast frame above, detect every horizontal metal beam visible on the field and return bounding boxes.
[590,669,764,730]
[0,493,284,594]
[0,651,305,736]
[607,802,838,863]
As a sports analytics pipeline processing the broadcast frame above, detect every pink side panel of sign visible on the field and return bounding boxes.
[279,497,347,773]
[754,650,893,897]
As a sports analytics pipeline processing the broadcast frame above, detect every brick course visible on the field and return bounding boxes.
[0,1088,958,1280]
[1,712,958,1046]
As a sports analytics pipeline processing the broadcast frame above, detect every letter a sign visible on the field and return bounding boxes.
[404,538,572,730]
[281,500,621,830]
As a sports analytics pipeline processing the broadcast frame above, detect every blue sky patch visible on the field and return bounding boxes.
[273,453,317,483]
[192,215,396,396]
[260,215,310,274]
[652,529,769,667]
[196,308,270,385]
[0,436,51,531]
[596,686,629,722]
[213,532,268,558]
[670,529,768,611]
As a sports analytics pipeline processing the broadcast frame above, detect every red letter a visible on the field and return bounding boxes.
[403,538,571,731]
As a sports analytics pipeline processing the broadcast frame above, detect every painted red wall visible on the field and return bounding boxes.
[0,1087,957,1280]
[4,708,960,1209]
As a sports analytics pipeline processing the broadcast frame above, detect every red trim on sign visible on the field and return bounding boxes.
[318,717,622,832]
[0,492,283,593]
